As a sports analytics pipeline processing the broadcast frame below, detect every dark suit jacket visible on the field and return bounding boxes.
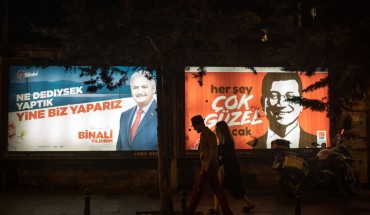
[116,100,158,151]
[248,127,317,149]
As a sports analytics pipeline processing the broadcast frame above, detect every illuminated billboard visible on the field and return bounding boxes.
[8,66,158,151]
[185,67,329,150]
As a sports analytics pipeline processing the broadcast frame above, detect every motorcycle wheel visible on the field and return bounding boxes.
[280,169,304,197]
[342,162,361,195]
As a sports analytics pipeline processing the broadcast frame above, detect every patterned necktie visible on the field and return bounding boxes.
[130,108,143,144]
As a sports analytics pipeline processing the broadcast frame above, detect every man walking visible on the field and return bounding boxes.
[186,115,233,215]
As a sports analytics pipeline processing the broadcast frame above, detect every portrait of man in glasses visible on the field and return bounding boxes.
[250,72,317,149]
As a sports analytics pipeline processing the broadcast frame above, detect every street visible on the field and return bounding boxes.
[0,187,369,215]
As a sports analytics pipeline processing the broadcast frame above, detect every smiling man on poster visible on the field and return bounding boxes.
[116,71,158,151]
[250,72,317,149]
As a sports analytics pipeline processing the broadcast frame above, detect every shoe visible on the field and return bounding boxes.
[242,204,255,212]
[207,208,220,214]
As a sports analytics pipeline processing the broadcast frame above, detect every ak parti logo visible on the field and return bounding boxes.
[17,70,26,79]
[17,70,39,79]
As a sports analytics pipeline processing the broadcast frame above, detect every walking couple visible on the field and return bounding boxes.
[186,115,255,215]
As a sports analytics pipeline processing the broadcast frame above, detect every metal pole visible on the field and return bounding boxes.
[84,188,91,215]
[295,189,301,215]
[180,189,187,214]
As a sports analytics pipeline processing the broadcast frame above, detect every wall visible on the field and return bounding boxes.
[1,159,159,193]
[1,156,283,193]
[177,156,282,192]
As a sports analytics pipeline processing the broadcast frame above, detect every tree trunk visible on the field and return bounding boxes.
[157,68,174,214]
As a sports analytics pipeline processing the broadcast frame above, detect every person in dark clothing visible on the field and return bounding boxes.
[208,121,255,214]
[186,115,233,215]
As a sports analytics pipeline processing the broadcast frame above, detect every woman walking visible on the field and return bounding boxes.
[208,120,255,214]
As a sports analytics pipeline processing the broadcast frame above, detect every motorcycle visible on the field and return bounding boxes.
[272,130,361,197]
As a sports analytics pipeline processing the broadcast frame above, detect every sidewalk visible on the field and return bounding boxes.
[1,187,370,215]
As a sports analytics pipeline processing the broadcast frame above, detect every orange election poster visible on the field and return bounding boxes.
[185,67,329,150]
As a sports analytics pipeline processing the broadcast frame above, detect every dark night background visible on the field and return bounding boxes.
[1,1,369,214]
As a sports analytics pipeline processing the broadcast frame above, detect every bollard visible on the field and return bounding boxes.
[84,187,91,215]
[295,189,301,215]
[180,189,187,214]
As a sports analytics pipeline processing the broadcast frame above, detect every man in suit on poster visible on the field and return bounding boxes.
[116,70,158,151]
[249,72,317,149]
